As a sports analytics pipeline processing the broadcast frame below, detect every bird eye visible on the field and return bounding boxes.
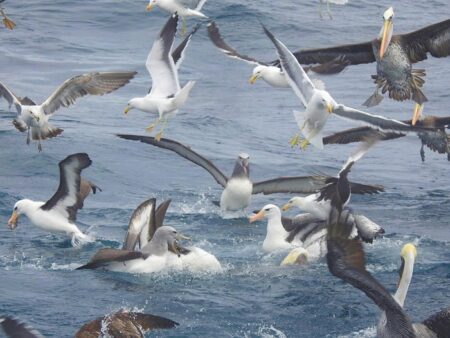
[14,206,17,211]
[265,208,270,212]
[172,231,177,234]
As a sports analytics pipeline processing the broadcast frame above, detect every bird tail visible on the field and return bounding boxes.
[174,81,196,108]
[293,110,324,149]
[31,124,64,140]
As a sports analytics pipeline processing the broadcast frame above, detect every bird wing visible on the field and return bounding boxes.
[400,19,450,63]
[147,14,180,98]
[117,134,228,187]
[122,198,156,251]
[418,130,450,154]
[422,307,450,338]
[263,25,316,108]
[76,248,143,270]
[127,312,179,331]
[41,72,136,115]
[207,21,268,66]
[349,182,384,194]
[41,153,93,222]
[0,82,22,114]
[0,317,43,338]
[172,23,200,69]
[353,214,385,244]
[326,235,415,338]
[333,104,437,133]
[155,199,171,229]
[340,138,377,175]
[323,126,405,145]
[252,175,329,195]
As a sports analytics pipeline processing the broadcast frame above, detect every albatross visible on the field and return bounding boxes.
[7,153,99,247]
[281,8,450,124]
[77,198,221,273]
[124,14,196,141]
[327,220,450,337]
[116,134,383,212]
[263,24,438,149]
[0,72,135,152]
[206,21,349,88]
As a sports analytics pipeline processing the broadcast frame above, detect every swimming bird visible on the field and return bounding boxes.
[116,134,383,212]
[146,0,207,19]
[0,0,15,30]
[77,198,221,273]
[264,24,437,149]
[0,311,178,338]
[326,220,450,337]
[324,115,450,162]
[7,153,99,247]
[282,141,381,222]
[0,72,136,152]
[206,21,349,88]
[124,14,195,141]
[282,8,450,123]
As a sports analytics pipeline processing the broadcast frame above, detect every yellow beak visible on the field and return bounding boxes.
[7,210,18,229]
[411,103,423,126]
[248,210,265,223]
[176,233,191,241]
[326,103,333,113]
[146,3,154,11]
[248,74,259,84]
[379,20,392,59]
[124,106,131,115]
[281,203,291,212]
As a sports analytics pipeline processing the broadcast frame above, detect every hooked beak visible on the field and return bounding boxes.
[170,241,181,257]
[412,103,423,126]
[124,105,131,115]
[248,210,265,223]
[146,3,154,11]
[248,74,259,84]
[7,210,19,230]
[379,19,393,59]
[175,233,191,241]
[281,203,291,212]
[326,102,333,114]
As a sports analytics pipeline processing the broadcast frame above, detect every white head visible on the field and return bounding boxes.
[149,225,190,256]
[378,7,394,58]
[248,65,268,84]
[248,204,281,223]
[124,98,144,114]
[8,199,33,230]
[146,0,158,11]
[281,197,305,212]
[311,90,336,114]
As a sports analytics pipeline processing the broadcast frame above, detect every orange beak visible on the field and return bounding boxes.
[248,210,265,223]
[146,3,154,11]
[379,20,393,59]
[7,210,19,230]
[412,103,423,126]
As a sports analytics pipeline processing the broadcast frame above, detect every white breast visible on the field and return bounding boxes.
[220,178,253,211]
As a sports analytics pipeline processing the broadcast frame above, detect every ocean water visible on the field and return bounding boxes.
[0,0,449,337]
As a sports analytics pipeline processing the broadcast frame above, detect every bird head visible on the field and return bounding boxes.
[281,197,303,212]
[248,204,281,223]
[248,66,265,84]
[146,0,157,11]
[155,226,191,257]
[398,243,417,286]
[315,91,336,114]
[7,200,28,230]
[29,110,40,122]
[379,7,394,59]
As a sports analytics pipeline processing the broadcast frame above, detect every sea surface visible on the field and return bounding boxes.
[0,0,449,337]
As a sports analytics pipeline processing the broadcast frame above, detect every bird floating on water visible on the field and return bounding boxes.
[0,71,136,151]
[124,14,196,141]
[206,21,349,88]
[7,153,99,247]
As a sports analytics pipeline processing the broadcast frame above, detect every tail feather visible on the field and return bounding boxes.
[174,81,195,108]
[412,86,428,105]
[293,110,324,149]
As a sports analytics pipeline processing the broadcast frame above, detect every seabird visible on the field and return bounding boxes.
[0,72,135,152]
[146,0,207,19]
[124,14,196,141]
[206,21,349,88]
[0,311,178,338]
[116,134,384,212]
[318,0,349,20]
[326,220,450,337]
[282,8,450,123]
[77,198,222,273]
[324,115,450,162]
[282,141,381,222]
[7,153,99,247]
[263,24,437,149]
[0,0,15,30]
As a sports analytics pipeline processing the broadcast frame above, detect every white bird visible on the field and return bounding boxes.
[124,14,196,141]
[318,0,349,20]
[0,72,136,151]
[263,25,437,149]
[7,153,99,247]
[207,21,349,88]
[146,0,208,19]
[77,198,222,273]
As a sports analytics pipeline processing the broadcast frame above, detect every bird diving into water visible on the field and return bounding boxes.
[278,7,450,125]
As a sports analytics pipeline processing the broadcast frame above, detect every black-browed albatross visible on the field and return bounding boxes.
[7,153,100,247]
[0,72,136,151]
[279,7,450,124]
[263,24,438,149]
[207,21,349,88]
[116,134,384,212]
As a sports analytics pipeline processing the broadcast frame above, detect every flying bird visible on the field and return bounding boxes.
[324,115,450,162]
[281,8,450,124]
[206,21,349,88]
[7,153,99,247]
[146,0,207,19]
[0,71,136,151]
[116,134,383,212]
[124,14,196,141]
[263,24,437,149]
